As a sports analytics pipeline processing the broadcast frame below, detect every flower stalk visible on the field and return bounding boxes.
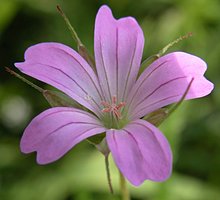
[105,155,114,194]
[119,171,130,200]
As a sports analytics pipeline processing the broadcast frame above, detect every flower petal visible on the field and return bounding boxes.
[15,42,103,116]
[106,119,172,186]
[127,52,214,119]
[94,5,144,103]
[20,107,106,164]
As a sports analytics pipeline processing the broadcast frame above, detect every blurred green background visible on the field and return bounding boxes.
[0,0,219,199]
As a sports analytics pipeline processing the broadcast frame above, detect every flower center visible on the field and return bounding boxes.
[100,96,128,129]
[101,96,126,119]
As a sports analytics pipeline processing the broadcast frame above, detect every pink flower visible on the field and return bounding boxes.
[15,5,213,186]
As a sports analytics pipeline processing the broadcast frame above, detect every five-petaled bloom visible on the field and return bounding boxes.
[15,5,213,186]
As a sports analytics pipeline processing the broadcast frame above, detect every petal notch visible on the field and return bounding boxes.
[21,107,106,164]
[94,5,144,103]
[106,119,172,186]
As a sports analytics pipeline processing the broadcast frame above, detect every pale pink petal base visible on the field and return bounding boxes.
[21,107,106,164]
[106,119,172,186]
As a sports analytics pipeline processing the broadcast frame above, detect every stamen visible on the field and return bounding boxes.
[116,102,126,110]
[102,107,112,113]
[101,96,126,119]
[101,101,111,107]
[112,96,117,104]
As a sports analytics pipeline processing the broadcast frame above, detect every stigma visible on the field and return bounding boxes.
[101,96,126,119]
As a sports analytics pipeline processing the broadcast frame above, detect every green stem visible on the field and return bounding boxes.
[105,155,114,194]
[119,171,130,200]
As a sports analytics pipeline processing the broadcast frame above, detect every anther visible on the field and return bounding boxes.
[101,96,126,119]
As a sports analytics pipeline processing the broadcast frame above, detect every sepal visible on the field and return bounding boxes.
[139,33,193,75]
[57,5,96,71]
[43,90,82,108]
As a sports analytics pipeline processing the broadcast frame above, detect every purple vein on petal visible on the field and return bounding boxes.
[99,35,112,101]
[45,122,103,138]
[33,63,87,93]
[35,125,106,164]
[127,60,169,107]
[40,108,100,122]
[116,27,119,99]
[24,70,92,109]
[32,72,102,116]
[132,76,187,110]
[112,130,118,149]
[123,129,144,162]
[131,94,180,118]
[54,47,104,101]
[122,35,138,102]
[129,121,170,162]
[72,126,104,140]
[30,62,102,114]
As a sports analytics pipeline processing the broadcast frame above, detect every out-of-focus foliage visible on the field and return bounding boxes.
[0,0,219,199]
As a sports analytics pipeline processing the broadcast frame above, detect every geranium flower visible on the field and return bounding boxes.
[15,5,213,186]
